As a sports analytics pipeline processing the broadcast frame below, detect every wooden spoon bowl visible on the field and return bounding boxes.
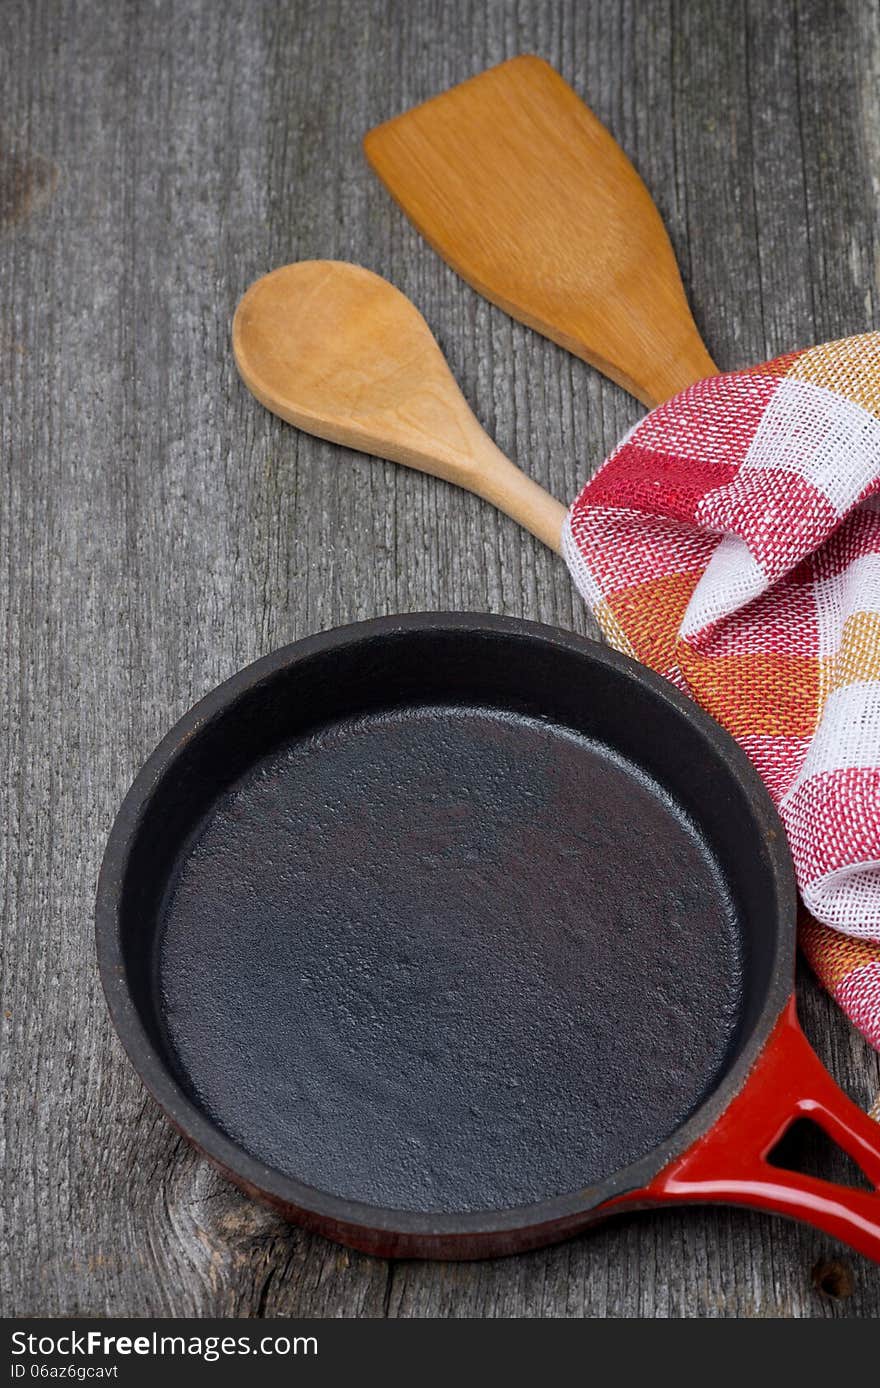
[233,260,567,550]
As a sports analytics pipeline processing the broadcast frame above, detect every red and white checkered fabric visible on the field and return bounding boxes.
[564,332,880,1051]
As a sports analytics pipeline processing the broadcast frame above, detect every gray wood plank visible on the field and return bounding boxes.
[1,0,878,1318]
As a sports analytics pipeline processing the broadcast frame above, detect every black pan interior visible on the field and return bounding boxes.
[113,619,788,1216]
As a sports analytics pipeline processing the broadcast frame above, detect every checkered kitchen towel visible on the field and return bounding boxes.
[563,332,880,1051]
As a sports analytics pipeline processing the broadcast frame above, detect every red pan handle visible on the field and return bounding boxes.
[640,996,880,1262]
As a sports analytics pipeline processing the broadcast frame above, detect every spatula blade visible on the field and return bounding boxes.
[365,55,715,407]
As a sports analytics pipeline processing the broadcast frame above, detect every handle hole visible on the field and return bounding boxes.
[768,1118,873,1191]
[811,1258,855,1300]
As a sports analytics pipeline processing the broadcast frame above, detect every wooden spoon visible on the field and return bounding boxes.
[232,261,567,551]
[364,54,717,408]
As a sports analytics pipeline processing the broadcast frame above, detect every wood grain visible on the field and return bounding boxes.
[1,0,878,1319]
[365,53,717,406]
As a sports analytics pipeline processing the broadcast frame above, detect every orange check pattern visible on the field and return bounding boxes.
[564,333,880,1051]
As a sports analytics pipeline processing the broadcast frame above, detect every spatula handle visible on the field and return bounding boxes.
[613,324,717,409]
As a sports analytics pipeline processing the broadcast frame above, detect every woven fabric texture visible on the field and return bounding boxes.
[564,332,880,1052]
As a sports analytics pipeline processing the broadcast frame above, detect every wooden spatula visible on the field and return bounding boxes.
[233,261,567,551]
[364,54,717,408]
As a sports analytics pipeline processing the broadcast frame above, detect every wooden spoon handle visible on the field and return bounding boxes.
[463,434,567,552]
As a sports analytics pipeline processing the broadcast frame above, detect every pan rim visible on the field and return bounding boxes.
[95,611,797,1249]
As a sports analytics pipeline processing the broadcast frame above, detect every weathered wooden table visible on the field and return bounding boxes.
[3,0,879,1318]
